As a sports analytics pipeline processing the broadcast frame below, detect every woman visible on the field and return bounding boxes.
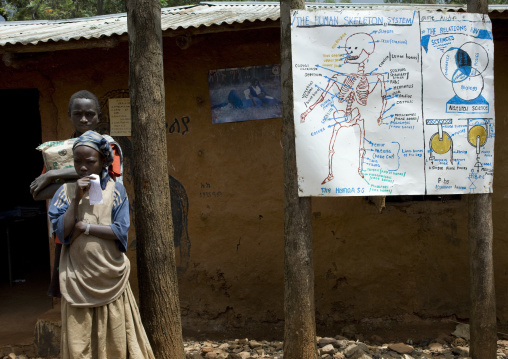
[48,131,153,358]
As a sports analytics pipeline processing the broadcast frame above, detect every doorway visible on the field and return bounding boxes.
[0,89,52,349]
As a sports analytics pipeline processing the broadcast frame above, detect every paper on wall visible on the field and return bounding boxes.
[291,10,494,196]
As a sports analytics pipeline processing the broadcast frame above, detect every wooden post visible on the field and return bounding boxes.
[280,1,319,358]
[468,194,496,359]
[126,0,185,358]
[467,3,496,358]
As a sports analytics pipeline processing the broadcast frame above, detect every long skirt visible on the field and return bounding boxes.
[61,283,155,359]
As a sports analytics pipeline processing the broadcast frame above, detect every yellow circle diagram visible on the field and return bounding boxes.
[430,132,452,154]
[468,125,487,147]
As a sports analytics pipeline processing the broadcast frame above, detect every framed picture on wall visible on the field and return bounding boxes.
[208,65,282,124]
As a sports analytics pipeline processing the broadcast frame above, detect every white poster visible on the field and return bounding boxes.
[291,10,494,196]
[421,12,494,194]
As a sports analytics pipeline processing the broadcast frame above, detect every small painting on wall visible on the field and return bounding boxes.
[209,65,282,124]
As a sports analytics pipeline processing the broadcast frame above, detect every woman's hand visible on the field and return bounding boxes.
[69,220,118,242]
[75,176,92,201]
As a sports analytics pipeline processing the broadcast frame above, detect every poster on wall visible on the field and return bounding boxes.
[209,65,282,124]
[109,98,131,136]
[291,10,494,197]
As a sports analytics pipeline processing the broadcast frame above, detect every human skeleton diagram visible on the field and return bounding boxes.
[300,33,387,184]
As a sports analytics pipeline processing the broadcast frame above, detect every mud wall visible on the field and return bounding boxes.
[2,21,508,339]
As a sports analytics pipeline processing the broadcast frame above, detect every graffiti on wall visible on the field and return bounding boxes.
[200,182,222,199]
[166,116,190,135]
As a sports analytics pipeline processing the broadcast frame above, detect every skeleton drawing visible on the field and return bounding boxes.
[300,33,387,184]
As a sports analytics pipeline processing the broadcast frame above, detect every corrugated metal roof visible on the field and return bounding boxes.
[0,2,506,47]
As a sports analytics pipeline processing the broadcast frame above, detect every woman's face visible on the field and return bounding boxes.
[69,98,99,136]
[73,146,103,177]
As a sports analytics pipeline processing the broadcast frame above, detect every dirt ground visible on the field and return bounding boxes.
[2,271,507,358]
[0,271,52,353]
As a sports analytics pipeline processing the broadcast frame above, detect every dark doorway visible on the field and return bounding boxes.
[0,89,52,348]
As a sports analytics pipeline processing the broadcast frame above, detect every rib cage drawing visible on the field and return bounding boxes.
[300,33,387,184]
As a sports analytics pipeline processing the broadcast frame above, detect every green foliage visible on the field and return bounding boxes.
[0,6,8,19]
[1,0,234,20]
[1,0,126,20]
[2,0,285,19]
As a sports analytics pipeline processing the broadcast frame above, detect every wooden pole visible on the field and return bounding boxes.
[467,3,496,358]
[126,0,185,358]
[280,1,319,358]
[468,194,497,359]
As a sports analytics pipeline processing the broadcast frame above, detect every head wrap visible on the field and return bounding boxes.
[73,131,114,189]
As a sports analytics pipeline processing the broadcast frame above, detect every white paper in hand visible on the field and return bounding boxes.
[89,174,103,205]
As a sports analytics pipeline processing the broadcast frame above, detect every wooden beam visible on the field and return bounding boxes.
[467,0,497,358]
[162,19,279,38]
[0,37,120,54]
[280,1,319,358]
[126,0,184,357]
[468,194,497,359]
[0,20,279,54]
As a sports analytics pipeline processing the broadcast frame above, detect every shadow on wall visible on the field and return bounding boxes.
[117,137,191,274]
